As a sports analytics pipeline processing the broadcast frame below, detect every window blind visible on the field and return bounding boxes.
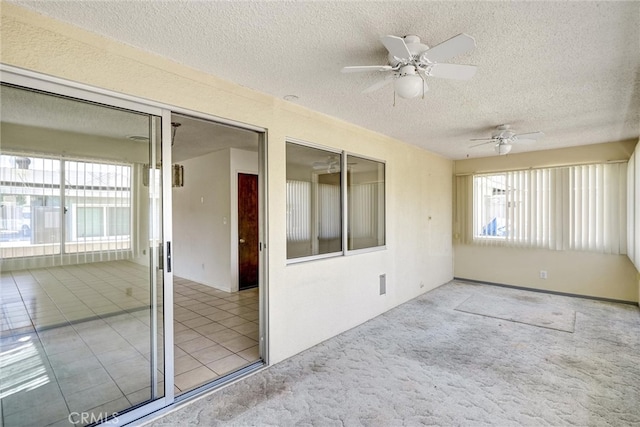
[0,153,133,264]
[317,183,341,239]
[456,162,627,254]
[286,180,311,242]
[65,160,132,262]
[349,183,378,238]
[627,149,640,270]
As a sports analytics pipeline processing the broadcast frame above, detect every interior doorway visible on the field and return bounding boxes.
[238,173,258,290]
[169,113,263,394]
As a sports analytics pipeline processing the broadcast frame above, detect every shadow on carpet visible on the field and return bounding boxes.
[454,291,576,332]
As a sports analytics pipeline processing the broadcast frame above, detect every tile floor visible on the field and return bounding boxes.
[0,261,260,427]
[172,277,259,393]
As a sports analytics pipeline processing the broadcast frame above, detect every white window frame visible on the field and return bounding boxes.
[286,139,387,264]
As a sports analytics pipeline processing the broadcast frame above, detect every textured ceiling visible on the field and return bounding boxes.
[10,1,640,160]
[171,113,259,163]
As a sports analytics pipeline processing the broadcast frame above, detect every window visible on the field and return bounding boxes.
[286,142,342,259]
[460,163,627,254]
[286,141,386,261]
[64,159,131,253]
[473,174,509,239]
[627,151,640,269]
[347,155,385,250]
[0,153,132,258]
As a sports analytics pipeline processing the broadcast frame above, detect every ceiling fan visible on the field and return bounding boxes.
[341,33,477,99]
[313,155,340,173]
[312,155,358,173]
[470,124,545,155]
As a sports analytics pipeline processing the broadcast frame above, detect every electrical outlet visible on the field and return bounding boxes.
[539,270,548,279]
[379,274,386,295]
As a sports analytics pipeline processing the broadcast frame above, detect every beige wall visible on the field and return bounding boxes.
[454,140,639,302]
[454,140,637,175]
[173,149,231,290]
[629,140,640,304]
[173,148,258,292]
[1,4,454,363]
[454,245,638,301]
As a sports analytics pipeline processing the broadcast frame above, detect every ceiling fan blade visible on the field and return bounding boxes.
[469,138,495,141]
[514,131,545,141]
[428,63,477,80]
[341,65,393,73]
[362,75,395,93]
[380,35,412,60]
[422,33,476,63]
[470,141,496,148]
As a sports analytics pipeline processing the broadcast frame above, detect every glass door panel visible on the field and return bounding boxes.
[0,154,62,257]
[0,84,164,426]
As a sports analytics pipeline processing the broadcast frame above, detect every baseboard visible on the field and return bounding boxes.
[453,277,639,307]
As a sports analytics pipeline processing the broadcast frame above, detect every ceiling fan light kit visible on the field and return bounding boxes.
[394,73,423,99]
[495,143,512,155]
[341,33,477,100]
[340,32,544,157]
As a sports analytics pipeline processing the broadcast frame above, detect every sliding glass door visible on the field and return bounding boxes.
[0,83,167,426]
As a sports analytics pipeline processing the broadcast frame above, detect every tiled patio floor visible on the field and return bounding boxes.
[0,261,259,427]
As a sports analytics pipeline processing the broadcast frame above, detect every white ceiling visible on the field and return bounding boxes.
[10,1,640,160]
[171,113,259,163]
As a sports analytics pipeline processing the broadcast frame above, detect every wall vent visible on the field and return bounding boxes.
[379,274,386,295]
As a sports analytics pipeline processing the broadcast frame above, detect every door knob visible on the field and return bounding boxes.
[239,238,246,244]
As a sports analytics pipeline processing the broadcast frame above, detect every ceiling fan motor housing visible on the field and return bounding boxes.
[387,35,429,66]
[492,124,515,140]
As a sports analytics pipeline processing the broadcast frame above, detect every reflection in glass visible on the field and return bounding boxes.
[0,84,164,426]
[1,155,62,257]
[347,155,385,250]
[286,142,342,259]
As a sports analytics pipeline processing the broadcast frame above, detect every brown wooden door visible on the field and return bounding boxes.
[238,173,259,290]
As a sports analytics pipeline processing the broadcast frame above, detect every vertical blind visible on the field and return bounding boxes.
[286,180,310,242]
[0,153,133,264]
[0,155,62,259]
[318,183,341,239]
[65,159,132,262]
[627,149,640,270]
[455,162,628,254]
[349,183,379,238]
[286,180,341,241]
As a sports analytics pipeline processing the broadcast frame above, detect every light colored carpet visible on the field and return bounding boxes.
[146,281,640,426]
[455,291,576,332]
